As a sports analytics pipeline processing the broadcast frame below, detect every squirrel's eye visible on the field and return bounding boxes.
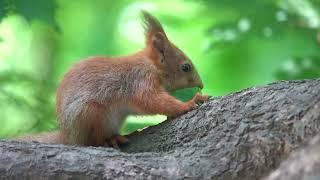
[181,63,191,72]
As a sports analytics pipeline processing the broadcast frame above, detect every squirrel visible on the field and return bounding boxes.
[18,11,209,148]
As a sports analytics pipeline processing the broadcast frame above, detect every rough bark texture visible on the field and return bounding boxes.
[0,79,319,180]
[264,135,320,180]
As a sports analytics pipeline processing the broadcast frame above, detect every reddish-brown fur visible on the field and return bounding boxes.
[18,11,208,148]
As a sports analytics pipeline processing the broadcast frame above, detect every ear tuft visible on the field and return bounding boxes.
[141,10,167,45]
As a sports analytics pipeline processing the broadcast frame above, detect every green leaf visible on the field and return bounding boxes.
[0,0,57,27]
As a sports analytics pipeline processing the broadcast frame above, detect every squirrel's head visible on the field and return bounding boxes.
[142,11,204,92]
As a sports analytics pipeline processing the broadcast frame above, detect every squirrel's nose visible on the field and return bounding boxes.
[198,83,203,89]
[193,74,204,89]
[192,69,204,89]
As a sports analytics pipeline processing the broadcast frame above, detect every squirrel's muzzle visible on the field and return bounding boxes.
[193,71,204,90]
[198,83,204,89]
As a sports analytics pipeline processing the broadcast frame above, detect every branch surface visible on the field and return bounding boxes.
[1,79,320,180]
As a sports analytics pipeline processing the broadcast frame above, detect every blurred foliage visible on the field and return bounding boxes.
[0,0,319,137]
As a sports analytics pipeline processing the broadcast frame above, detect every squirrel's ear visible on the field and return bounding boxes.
[141,10,167,45]
[151,32,166,54]
[149,32,167,63]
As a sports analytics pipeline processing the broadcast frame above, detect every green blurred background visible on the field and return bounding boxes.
[0,0,319,138]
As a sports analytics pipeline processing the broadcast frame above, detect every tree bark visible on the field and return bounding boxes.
[264,135,320,180]
[1,79,319,180]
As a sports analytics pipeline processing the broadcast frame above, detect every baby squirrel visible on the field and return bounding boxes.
[22,11,209,148]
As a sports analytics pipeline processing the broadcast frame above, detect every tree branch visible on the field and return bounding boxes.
[1,79,320,179]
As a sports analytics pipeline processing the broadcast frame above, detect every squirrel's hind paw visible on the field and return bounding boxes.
[105,135,129,149]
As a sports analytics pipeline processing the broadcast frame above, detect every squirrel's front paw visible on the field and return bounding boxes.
[187,100,198,110]
[171,93,209,118]
[193,92,209,105]
[186,93,209,111]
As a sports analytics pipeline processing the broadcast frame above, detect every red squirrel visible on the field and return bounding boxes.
[19,11,209,148]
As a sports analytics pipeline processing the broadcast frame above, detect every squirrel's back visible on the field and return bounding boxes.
[57,55,158,113]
